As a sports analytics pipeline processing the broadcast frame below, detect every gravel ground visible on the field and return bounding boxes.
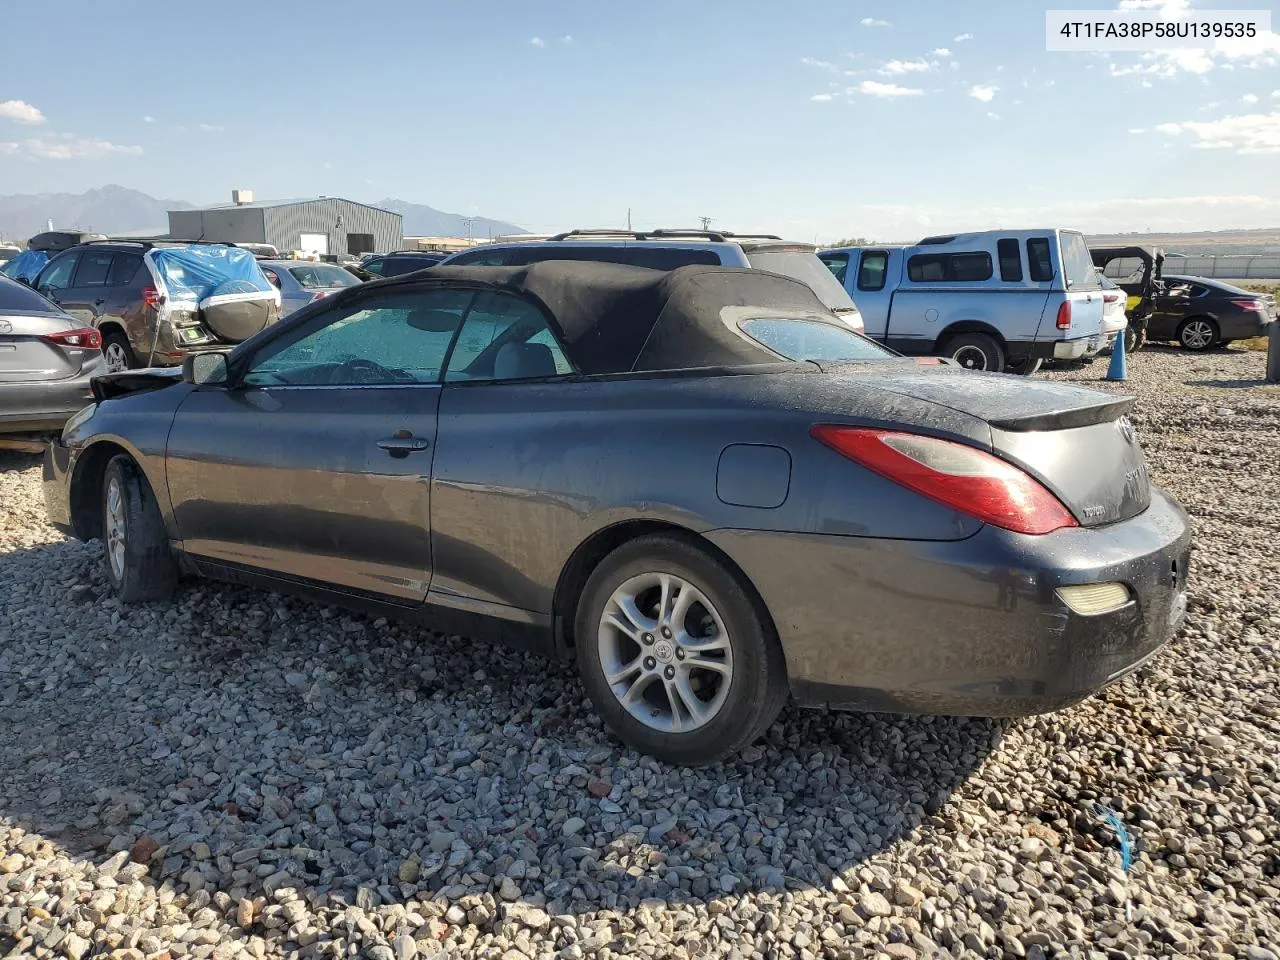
[2,345,1278,960]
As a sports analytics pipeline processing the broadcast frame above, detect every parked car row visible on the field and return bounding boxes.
[41,259,1192,764]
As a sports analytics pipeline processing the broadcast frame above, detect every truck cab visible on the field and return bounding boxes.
[820,230,1106,375]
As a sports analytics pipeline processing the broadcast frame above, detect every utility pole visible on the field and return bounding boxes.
[627,208,632,231]
[698,216,714,231]
[461,216,476,243]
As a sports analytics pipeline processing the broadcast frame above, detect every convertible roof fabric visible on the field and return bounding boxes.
[408,262,842,375]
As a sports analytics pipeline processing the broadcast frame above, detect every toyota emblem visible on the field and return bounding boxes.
[1118,416,1136,444]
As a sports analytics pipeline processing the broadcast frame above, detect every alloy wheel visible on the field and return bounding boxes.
[596,572,734,733]
[952,345,989,370]
[103,341,130,373]
[105,476,126,581]
[1181,320,1215,350]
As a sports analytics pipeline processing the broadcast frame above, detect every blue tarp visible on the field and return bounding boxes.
[147,245,275,306]
[0,249,49,283]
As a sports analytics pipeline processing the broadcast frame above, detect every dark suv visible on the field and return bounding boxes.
[33,240,280,372]
[358,251,449,279]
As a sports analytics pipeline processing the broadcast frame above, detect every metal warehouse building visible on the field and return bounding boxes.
[167,192,402,257]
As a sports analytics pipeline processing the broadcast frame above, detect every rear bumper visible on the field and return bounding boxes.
[1014,337,1093,362]
[0,370,97,435]
[707,488,1191,717]
[1219,313,1268,340]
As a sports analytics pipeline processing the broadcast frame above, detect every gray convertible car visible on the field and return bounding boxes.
[43,262,1191,765]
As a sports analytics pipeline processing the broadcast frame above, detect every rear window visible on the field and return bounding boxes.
[1060,232,1100,290]
[289,264,361,289]
[0,277,61,313]
[818,252,849,285]
[511,246,722,270]
[857,251,889,291]
[997,239,1022,282]
[744,249,857,312]
[107,253,142,286]
[739,318,893,362]
[907,252,993,283]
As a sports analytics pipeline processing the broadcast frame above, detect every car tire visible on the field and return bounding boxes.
[1004,356,1043,376]
[575,533,788,765]
[102,455,178,603]
[101,328,138,373]
[1177,317,1219,352]
[942,332,1005,372]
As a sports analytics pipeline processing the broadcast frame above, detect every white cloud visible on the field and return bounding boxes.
[142,115,155,123]
[1128,127,1148,133]
[198,123,223,133]
[880,58,937,75]
[1117,0,1192,15]
[560,35,573,44]
[1274,90,1280,97]
[801,56,837,71]
[853,80,923,98]
[0,134,143,160]
[1243,93,1259,103]
[932,48,952,57]
[969,84,998,102]
[1153,110,1280,154]
[860,17,890,27]
[530,36,545,48]
[810,93,834,102]
[987,112,1001,120]
[954,33,973,42]
[0,100,45,124]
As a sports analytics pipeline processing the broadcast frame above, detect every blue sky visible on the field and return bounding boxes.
[1,0,1278,240]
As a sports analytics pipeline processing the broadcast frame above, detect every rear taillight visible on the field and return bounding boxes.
[810,425,1078,535]
[142,285,163,308]
[311,290,333,302]
[1230,299,1263,312]
[1103,292,1121,304]
[42,327,102,349]
[1056,301,1072,330]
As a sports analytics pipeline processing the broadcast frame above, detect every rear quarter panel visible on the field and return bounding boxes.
[429,370,987,615]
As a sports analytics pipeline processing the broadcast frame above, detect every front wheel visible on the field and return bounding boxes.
[102,455,178,603]
[575,534,788,765]
[1178,317,1218,352]
[941,332,1005,372]
[101,329,138,373]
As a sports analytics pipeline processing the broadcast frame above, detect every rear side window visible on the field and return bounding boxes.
[73,250,115,287]
[361,258,386,276]
[445,290,573,381]
[907,252,992,283]
[1059,231,1100,289]
[448,249,512,266]
[818,252,849,285]
[107,253,142,286]
[739,318,892,362]
[1026,239,1054,282]
[997,239,1022,282]
[857,251,889,291]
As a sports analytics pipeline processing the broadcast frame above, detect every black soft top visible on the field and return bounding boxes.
[396,261,843,374]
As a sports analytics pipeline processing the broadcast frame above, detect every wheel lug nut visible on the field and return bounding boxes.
[661,627,672,639]
[676,648,685,660]
[664,666,675,679]
[644,657,656,670]
[642,633,654,645]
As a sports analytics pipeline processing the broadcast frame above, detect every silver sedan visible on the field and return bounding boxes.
[259,260,361,318]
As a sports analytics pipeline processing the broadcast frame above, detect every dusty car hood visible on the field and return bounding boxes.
[91,367,184,403]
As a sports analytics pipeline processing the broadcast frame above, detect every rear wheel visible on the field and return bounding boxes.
[942,332,1005,372]
[1178,317,1218,352]
[101,329,138,373]
[575,534,788,765]
[1004,356,1043,376]
[102,455,178,603]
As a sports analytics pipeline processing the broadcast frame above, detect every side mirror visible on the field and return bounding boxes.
[182,351,229,386]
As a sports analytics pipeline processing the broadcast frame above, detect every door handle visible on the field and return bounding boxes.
[94,298,106,307]
[377,432,431,458]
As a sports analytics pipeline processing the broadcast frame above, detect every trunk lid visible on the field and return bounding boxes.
[0,312,86,383]
[814,364,1150,526]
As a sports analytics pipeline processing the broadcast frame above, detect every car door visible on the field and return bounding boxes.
[165,285,476,601]
[430,289,577,617]
[54,247,117,324]
[851,250,892,340]
[1148,279,1195,340]
[33,251,81,312]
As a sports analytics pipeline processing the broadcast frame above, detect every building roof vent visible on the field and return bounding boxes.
[232,189,254,205]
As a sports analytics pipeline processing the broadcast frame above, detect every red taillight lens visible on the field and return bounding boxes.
[311,290,332,302]
[1056,301,1072,330]
[810,425,1078,535]
[142,285,163,308]
[42,327,102,350]
[1103,292,1120,304]
[1230,299,1263,312]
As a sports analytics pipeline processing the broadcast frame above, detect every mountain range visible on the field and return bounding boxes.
[0,184,526,242]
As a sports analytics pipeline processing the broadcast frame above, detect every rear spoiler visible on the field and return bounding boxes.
[988,395,1134,432]
[91,367,183,403]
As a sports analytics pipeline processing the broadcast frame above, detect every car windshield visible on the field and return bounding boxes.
[1060,232,1100,290]
[739,317,893,362]
[288,264,361,289]
[745,249,858,312]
